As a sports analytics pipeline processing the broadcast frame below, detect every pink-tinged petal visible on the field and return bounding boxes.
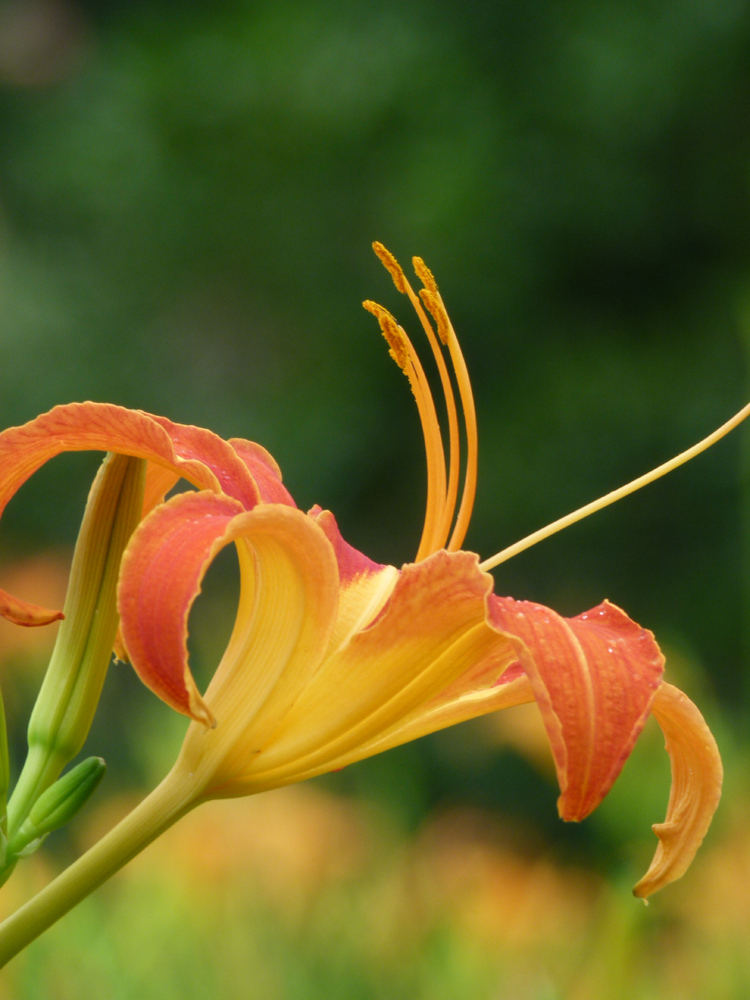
[242,551,521,788]
[118,490,247,725]
[230,438,296,506]
[0,403,259,511]
[0,402,261,625]
[488,597,664,821]
[119,493,341,755]
[111,463,182,663]
[633,682,723,899]
[306,506,398,656]
[138,413,260,507]
[0,587,64,627]
[308,506,385,584]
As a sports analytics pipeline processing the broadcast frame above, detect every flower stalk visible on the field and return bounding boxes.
[0,764,195,967]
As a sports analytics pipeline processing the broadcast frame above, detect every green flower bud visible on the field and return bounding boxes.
[7,453,146,839]
[9,757,106,858]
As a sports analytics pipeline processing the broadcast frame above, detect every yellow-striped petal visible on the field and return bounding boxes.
[633,682,723,899]
[308,507,399,656]
[175,505,342,797]
[239,551,516,788]
[300,670,535,780]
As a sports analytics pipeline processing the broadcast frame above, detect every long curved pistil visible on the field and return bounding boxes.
[480,399,750,573]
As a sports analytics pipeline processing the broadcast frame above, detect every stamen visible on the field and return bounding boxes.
[362,300,447,559]
[419,289,450,346]
[398,278,461,554]
[413,256,438,295]
[439,313,478,553]
[480,400,750,573]
[368,244,480,560]
[413,269,478,553]
[363,301,409,371]
[372,242,407,294]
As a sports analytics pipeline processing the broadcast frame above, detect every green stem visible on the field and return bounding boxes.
[0,766,196,968]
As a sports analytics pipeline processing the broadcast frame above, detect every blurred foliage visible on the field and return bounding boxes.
[2,0,750,994]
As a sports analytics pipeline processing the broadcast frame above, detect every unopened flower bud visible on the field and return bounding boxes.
[9,757,106,857]
[7,453,146,838]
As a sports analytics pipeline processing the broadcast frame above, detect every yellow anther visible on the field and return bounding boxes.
[363,300,409,371]
[419,288,451,346]
[413,256,438,294]
[372,242,407,294]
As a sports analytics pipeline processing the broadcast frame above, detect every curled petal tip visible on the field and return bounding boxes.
[632,682,722,899]
[0,588,64,627]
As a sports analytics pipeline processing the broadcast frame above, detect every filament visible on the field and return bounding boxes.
[480,400,750,573]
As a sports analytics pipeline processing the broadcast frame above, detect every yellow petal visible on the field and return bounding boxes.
[633,681,723,898]
[319,670,535,772]
[240,551,519,788]
[308,507,399,655]
[175,504,342,797]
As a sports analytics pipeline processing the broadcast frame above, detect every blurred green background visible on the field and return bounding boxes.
[1,0,750,996]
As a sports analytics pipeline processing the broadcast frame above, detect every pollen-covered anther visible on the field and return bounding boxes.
[413,256,438,294]
[419,288,451,346]
[363,300,410,371]
[372,242,407,294]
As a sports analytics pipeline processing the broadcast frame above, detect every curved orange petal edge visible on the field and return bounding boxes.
[489,598,664,821]
[0,402,264,627]
[118,490,248,726]
[633,681,723,899]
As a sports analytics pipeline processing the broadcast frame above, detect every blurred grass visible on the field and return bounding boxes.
[2,762,750,999]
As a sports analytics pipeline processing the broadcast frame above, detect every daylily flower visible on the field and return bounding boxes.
[0,246,744,914]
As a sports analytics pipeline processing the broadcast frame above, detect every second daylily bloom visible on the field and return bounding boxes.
[0,246,742,915]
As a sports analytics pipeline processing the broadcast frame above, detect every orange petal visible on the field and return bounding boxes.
[229,438,296,506]
[0,402,262,625]
[242,551,518,787]
[0,587,64,627]
[118,490,247,724]
[308,506,385,584]
[633,681,723,898]
[488,597,664,821]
